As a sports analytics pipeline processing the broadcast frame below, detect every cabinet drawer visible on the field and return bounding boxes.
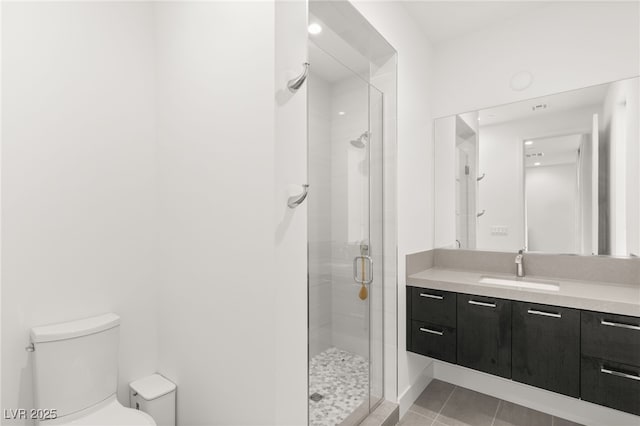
[582,311,640,366]
[411,287,456,327]
[457,294,512,379]
[410,320,456,363]
[581,356,640,416]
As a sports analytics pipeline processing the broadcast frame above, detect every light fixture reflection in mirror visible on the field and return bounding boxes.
[434,76,640,258]
[308,23,322,35]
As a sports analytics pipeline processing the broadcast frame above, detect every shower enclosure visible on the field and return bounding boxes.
[306,2,396,425]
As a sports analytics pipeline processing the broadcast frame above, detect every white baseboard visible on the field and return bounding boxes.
[434,361,640,426]
[398,360,434,419]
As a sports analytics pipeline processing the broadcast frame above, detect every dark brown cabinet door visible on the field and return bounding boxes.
[457,294,512,378]
[512,301,580,397]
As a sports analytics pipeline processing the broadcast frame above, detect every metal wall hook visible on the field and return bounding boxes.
[288,184,309,208]
[477,209,486,217]
[287,62,309,92]
[476,173,486,181]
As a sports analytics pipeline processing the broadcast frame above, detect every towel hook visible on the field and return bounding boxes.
[476,173,486,181]
[477,209,486,218]
[288,184,309,208]
[287,62,309,92]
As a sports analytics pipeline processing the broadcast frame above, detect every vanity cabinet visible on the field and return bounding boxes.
[580,311,640,415]
[512,301,580,398]
[457,294,511,378]
[407,285,640,416]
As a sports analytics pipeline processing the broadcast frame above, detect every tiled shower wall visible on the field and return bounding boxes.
[308,59,370,360]
[330,76,370,360]
[309,74,333,357]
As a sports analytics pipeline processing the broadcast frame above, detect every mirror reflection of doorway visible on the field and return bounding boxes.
[524,133,591,253]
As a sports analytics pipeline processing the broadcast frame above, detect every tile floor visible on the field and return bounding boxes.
[309,347,369,426]
[400,380,584,426]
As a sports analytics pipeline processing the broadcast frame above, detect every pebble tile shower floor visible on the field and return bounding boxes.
[309,347,368,426]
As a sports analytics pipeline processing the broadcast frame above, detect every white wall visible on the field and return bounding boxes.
[308,73,333,358]
[273,2,309,424]
[434,117,456,248]
[154,2,289,425]
[526,163,579,253]
[353,0,435,415]
[1,2,159,421]
[432,1,640,118]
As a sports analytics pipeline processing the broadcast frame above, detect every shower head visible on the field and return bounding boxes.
[350,131,369,148]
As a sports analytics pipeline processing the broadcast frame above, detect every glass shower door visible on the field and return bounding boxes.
[307,42,384,426]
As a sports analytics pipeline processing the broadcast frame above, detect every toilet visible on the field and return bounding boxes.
[30,313,156,425]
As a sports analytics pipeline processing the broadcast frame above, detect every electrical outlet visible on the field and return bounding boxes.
[490,226,508,236]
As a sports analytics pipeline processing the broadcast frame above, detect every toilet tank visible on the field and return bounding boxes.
[31,313,120,418]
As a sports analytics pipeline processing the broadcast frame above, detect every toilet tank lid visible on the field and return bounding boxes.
[31,313,120,343]
[130,374,176,400]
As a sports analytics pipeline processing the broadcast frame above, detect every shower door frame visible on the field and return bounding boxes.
[306,44,385,426]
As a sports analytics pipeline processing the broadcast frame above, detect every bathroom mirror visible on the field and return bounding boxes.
[434,77,639,257]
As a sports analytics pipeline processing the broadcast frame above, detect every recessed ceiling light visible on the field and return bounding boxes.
[308,23,322,35]
[534,162,541,166]
[525,141,533,145]
[338,111,345,116]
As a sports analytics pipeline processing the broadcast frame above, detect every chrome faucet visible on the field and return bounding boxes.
[515,249,525,278]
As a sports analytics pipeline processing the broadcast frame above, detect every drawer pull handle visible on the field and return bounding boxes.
[600,367,640,381]
[420,293,443,300]
[600,319,640,331]
[419,327,444,336]
[527,309,561,318]
[468,300,496,308]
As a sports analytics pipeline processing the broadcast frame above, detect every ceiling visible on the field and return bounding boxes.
[524,134,582,168]
[309,42,365,83]
[308,1,396,84]
[402,1,554,44]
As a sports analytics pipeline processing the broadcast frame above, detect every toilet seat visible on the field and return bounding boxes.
[43,396,156,426]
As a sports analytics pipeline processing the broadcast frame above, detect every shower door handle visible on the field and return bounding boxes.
[353,255,373,285]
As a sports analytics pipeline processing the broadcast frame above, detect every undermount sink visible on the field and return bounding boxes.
[479,276,560,292]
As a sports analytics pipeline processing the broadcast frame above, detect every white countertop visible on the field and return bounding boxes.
[407,268,640,317]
